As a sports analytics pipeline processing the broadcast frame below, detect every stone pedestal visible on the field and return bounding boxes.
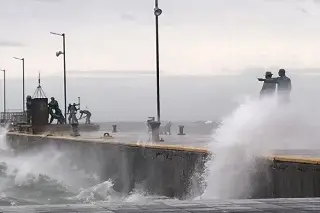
[178,125,185,135]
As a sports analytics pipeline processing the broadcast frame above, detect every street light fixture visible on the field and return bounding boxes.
[13,57,25,112]
[154,0,162,122]
[50,31,67,122]
[0,69,6,119]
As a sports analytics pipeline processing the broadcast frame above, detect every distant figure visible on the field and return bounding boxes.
[165,121,172,135]
[79,110,92,124]
[69,103,79,124]
[258,69,292,103]
[48,97,64,124]
[48,97,59,110]
[147,117,155,133]
[67,104,72,124]
[160,121,172,135]
[26,95,32,124]
[258,71,276,98]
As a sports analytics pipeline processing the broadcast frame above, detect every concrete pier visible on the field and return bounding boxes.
[5,132,320,199]
[6,132,208,199]
[0,198,319,212]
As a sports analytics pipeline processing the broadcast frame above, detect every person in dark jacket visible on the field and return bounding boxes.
[258,71,276,98]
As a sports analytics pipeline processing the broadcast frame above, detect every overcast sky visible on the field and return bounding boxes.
[1,0,320,77]
[1,0,320,121]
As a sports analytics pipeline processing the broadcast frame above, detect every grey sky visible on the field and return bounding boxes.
[1,0,320,77]
[1,0,320,121]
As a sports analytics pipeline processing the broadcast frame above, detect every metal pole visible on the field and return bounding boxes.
[22,58,25,112]
[3,70,5,116]
[62,33,67,122]
[0,69,5,120]
[155,0,161,122]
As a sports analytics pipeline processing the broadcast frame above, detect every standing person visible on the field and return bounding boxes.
[258,69,292,103]
[276,69,292,103]
[69,103,79,124]
[258,71,276,98]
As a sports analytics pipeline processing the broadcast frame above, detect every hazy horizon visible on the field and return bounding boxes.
[0,67,318,122]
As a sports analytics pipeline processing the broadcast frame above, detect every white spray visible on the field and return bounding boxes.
[201,95,320,199]
[0,128,162,204]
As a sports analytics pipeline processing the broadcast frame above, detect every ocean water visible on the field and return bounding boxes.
[0,121,217,206]
[2,94,319,206]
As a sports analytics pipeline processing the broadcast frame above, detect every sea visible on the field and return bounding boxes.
[0,95,317,206]
[0,121,218,206]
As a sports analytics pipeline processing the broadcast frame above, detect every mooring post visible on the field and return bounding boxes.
[178,125,185,135]
[149,120,161,142]
[112,125,117,133]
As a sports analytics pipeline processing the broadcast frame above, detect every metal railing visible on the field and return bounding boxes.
[0,112,26,124]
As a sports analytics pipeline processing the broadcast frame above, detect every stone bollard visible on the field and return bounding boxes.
[178,125,185,135]
[71,123,80,137]
[112,125,117,133]
[149,120,161,142]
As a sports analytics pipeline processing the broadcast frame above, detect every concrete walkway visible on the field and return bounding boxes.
[0,198,319,212]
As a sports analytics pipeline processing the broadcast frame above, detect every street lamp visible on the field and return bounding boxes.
[0,69,5,119]
[13,57,25,112]
[50,32,67,122]
[154,0,162,122]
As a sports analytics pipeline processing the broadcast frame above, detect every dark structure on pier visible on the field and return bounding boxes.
[8,74,99,134]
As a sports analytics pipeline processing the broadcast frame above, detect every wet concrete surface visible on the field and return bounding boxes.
[0,198,319,212]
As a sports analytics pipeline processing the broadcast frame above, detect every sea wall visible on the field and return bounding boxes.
[271,157,320,198]
[5,132,320,199]
[6,132,208,199]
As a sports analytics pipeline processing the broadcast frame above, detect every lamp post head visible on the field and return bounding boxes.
[154,7,162,16]
[56,51,64,57]
[50,32,63,36]
[13,57,23,61]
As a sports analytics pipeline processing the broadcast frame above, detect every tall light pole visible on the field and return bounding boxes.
[50,32,67,122]
[154,0,162,122]
[13,57,25,112]
[0,69,5,119]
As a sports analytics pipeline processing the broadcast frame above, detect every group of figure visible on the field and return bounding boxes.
[258,68,292,102]
[67,103,91,124]
[48,97,91,124]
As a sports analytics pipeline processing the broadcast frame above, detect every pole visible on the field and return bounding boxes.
[1,69,5,120]
[22,58,25,112]
[155,0,161,122]
[3,70,5,116]
[62,33,67,122]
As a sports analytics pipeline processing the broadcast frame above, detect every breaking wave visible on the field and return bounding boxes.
[0,128,167,206]
[201,95,320,199]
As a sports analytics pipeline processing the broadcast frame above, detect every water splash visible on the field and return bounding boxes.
[201,95,320,199]
[0,127,162,205]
